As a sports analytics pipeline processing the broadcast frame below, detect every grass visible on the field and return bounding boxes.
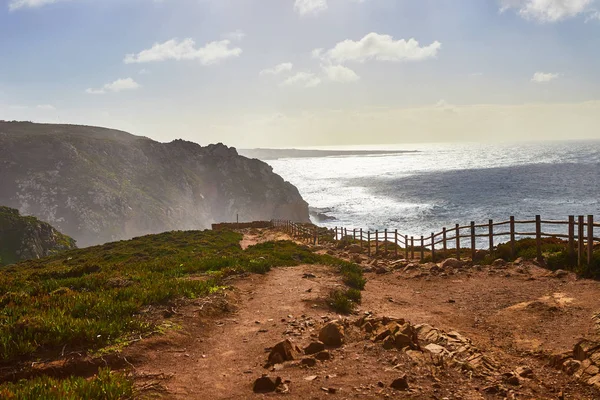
[0,229,332,364]
[328,288,362,314]
[0,368,132,400]
[0,227,367,398]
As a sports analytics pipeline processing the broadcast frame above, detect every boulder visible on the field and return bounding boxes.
[390,376,409,390]
[301,358,317,367]
[563,359,582,375]
[347,244,362,254]
[440,258,464,269]
[268,339,299,364]
[515,366,534,379]
[253,376,280,393]
[574,339,600,361]
[319,321,345,347]
[304,341,325,355]
[315,350,331,361]
[554,269,569,278]
[492,258,507,268]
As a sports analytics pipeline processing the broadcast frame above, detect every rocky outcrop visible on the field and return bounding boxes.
[0,121,310,246]
[0,206,76,266]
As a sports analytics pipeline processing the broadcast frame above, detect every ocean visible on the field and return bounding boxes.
[268,141,600,245]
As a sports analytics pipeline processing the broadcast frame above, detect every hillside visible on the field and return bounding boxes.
[0,121,310,246]
[0,206,76,266]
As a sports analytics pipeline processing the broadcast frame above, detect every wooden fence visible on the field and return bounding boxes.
[272,215,600,266]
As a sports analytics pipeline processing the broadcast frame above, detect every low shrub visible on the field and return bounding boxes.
[0,368,132,400]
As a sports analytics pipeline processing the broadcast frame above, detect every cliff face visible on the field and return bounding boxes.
[0,121,309,246]
[0,206,77,266]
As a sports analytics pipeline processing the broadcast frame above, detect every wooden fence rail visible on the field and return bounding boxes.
[272,214,599,266]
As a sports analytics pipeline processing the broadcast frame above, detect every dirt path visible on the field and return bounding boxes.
[130,264,344,399]
[125,230,600,399]
[238,228,297,250]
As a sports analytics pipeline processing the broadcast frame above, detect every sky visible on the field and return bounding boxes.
[1,0,600,147]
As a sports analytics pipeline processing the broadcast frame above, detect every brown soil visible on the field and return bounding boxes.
[117,229,600,399]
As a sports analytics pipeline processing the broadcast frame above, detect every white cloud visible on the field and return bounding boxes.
[311,48,324,59]
[280,72,321,88]
[139,68,150,75]
[500,0,594,22]
[294,0,328,15]
[86,78,141,95]
[319,33,442,63]
[321,64,360,82]
[260,62,293,76]
[223,30,246,41]
[36,104,55,110]
[531,71,559,83]
[8,0,67,11]
[124,38,242,65]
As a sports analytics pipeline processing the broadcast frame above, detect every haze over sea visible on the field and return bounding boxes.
[269,141,600,243]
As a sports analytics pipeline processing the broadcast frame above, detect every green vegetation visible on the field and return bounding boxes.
[328,288,362,314]
[0,229,331,364]
[0,227,366,398]
[0,368,132,400]
[0,206,76,266]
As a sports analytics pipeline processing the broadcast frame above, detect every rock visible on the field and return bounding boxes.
[492,258,507,267]
[253,376,280,393]
[375,266,389,274]
[304,341,326,355]
[554,269,569,278]
[423,343,450,356]
[352,254,362,263]
[268,339,299,364]
[440,258,464,269]
[301,358,317,367]
[319,321,345,347]
[574,339,600,361]
[562,359,582,375]
[0,207,77,266]
[473,250,488,261]
[515,366,534,379]
[514,257,524,264]
[502,372,520,386]
[304,375,318,381]
[315,350,331,361]
[302,273,317,279]
[390,375,409,390]
[348,244,362,254]
[394,333,414,349]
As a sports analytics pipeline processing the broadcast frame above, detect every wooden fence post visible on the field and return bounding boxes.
[455,224,460,260]
[588,215,594,266]
[442,227,447,253]
[360,228,363,250]
[411,236,414,259]
[510,216,516,259]
[404,235,409,260]
[431,233,435,262]
[535,215,542,262]
[568,215,575,262]
[344,228,348,238]
[384,229,388,254]
[353,228,356,240]
[395,230,398,257]
[368,231,371,257]
[420,236,424,260]
[488,219,494,255]
[470,221,476,261]
[314,228,317,245]
[375,230,379,254]
[578,215,585,267]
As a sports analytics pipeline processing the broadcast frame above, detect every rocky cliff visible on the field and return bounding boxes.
[0,121,310,246]
[0,206,77,266]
